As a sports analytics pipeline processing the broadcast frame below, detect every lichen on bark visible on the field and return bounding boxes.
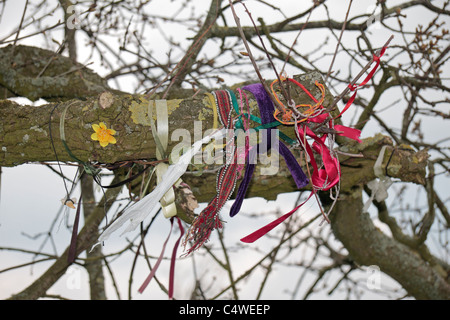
[0,44,121,101]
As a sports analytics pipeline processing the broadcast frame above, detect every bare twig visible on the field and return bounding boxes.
[227,0,285,113]
[12,0,29,48]
[280,1,318,76]
[327,34,394,113]
[324,0,353,83]
[160,0,221,99]
[240,2,290,103]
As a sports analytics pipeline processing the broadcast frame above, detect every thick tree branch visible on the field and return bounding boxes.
[0,45,122,101]
[0,69,428,201]
[327,188,450,300]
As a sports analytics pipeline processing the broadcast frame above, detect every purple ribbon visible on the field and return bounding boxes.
[230,83,309,217]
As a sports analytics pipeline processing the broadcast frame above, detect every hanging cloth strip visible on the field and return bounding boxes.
[168,217,185,299]
[363,145,393,212]
[241,192,314,243]
[184,90,239,254]
[138,217,174,294]
[138,99,185,297]
[229,83,310,217]
[240,80,363,243]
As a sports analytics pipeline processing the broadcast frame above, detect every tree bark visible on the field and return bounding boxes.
[81,174,106,300]
[0,44,121,101]
[328,189,450,300]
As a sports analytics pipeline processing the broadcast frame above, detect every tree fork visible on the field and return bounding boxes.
[327,189,450,300]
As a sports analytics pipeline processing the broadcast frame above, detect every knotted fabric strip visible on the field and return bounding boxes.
[240,79,363,243]
[149,100,178,219]
[363,145,393,212]
[229,83,309,217]
[297,125,340,191]
[184,90,239,254]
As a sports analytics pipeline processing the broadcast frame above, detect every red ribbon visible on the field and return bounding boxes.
[241,192,314,243]
[336,47,387,119]
[168,217,184,299]
[335,124,362,143]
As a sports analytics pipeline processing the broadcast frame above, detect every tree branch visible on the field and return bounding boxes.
[327,188,450,300]
[8,174,123,300]
[0,45,122,101]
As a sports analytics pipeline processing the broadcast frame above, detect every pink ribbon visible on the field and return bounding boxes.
[168,217,184,299]
[240,117,361,243]
[336,47,387,119]
[139,216,184,299]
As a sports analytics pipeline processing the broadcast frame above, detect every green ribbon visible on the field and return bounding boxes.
[226,89,296,145]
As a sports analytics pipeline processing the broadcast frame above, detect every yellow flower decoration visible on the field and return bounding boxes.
[91,122,117,147]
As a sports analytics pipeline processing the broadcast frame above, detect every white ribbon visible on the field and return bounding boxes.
[155,162,180,218]
[363,145,393,212]
[95,129,226,245]
[150,100,179,218]
[153,100,169,160]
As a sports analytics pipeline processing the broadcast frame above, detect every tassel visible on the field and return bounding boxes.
[184,153,238,254]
